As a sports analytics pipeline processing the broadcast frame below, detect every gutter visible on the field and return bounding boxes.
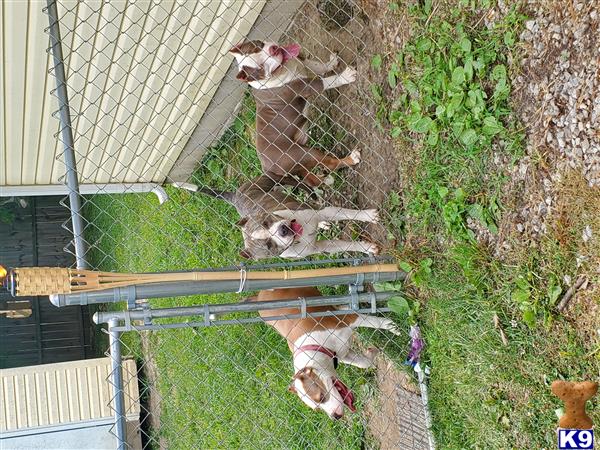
[0,183,168,204]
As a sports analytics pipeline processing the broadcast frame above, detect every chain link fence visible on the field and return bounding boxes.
[43,0,433,448]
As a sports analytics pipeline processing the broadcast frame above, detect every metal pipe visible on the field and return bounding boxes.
[45,0,87,269]
[108,319,126,450]
[0,183,169,204]
[93,291,394,324]
[51,270,405,307]
[415,363,436,450]
[108,307,393,333]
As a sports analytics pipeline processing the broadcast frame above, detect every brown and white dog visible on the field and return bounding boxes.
[253,287,401,419]
[229,40,359,187]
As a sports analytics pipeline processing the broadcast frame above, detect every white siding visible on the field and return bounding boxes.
[1,0,266,187]
[0,357,139,432]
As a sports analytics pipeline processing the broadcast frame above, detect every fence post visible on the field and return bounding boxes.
[45,0,88,269]
[108,318,127,450]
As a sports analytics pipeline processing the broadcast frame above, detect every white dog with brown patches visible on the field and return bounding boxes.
[254,287,401,420]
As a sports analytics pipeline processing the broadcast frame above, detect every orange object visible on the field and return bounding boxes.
[551,380,598,429]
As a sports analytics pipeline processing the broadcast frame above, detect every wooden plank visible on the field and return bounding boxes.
[87,365,101,419]
[45,370,59,425]
[65,367,80,422]
[14,374,27,428]
[35,51,58,184]
[35,371,50,426]
[49,0,82,184]
[0,377,6,432]
[0,0,5,185]
[41,337,84,349]
[125,0,201,182]
[97,361,111,417]
[74,1,126,182]
[3,376,18,430]
[55,369,68,423]
[25,370,39,427]
[77,366,91,420]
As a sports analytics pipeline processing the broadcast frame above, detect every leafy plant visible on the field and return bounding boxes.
[374,279,419,324]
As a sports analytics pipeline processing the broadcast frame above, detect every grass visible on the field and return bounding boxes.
[371,1,599,448]
[84,97,409,449]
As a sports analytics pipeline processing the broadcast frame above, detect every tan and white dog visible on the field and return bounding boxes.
[254,287,401,419]
[229,40,359,187]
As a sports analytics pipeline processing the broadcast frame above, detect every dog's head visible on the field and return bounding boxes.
[237,213,303,260]
[289,367,355,420]
[229,40,301,82]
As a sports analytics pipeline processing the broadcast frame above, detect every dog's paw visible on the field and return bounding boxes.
[363,208,380,223]
[367,347,380,357]
[323,175,335,186]
[348,149,361,165]
[318,220,332,230]
[340,66,357,84]
[327,53,339,71]
[387,323,402,336]
[364,242,380,255]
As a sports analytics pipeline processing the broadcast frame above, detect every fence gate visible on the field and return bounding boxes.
[39,0,435,448]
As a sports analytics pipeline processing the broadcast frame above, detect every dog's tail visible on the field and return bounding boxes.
[196,187,235,204]
[172,182,235,204]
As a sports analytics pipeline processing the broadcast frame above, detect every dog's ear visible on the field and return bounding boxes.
[236,69,249,81]
[229,43,243,54]
[239,248,253,260]
[236,217,249,227]
[235,66,264,82]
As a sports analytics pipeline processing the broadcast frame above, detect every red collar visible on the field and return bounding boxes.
[294,345,336,358]
[294,345,338,368]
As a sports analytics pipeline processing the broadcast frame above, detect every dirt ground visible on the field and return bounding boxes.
[139,333,167,450]
[363,356,430,450]
[488,0,600,342]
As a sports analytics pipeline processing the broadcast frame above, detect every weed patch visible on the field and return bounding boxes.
[374,1,598,447]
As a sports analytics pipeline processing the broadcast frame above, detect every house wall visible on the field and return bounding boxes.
[1,0,266,186]
[1,358,141,449]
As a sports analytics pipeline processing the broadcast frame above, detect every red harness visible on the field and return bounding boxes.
[293,345,356,412]
[294,345,337,363]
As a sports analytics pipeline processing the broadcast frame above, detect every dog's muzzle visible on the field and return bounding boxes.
[279,220,303,238]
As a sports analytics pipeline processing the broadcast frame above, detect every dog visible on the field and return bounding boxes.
[196,174,380,260]
[229,40,359,187]
[252,287,402,419]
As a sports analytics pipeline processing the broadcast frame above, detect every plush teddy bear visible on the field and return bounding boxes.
[551,380,598,429]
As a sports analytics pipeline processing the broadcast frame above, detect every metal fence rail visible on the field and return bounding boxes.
[41,0,434,448]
